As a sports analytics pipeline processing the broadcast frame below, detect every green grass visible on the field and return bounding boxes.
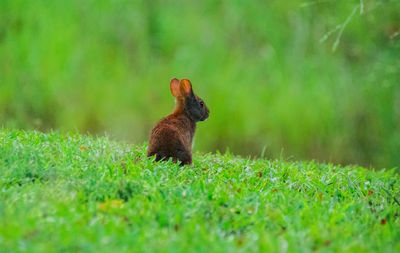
[0,129,399,252]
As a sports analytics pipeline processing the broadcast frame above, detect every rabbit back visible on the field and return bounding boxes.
[147,114,195,165]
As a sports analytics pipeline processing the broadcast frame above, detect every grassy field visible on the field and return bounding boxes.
[1,0,400,168]
[0,129,399,252]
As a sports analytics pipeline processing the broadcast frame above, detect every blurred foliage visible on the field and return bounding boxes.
[0,0,399,168]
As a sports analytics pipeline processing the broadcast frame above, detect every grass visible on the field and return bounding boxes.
[0,129,399,252]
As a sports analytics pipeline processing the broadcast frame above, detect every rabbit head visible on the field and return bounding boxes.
[170,78,209,122]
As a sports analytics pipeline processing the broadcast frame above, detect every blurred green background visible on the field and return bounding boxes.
[1,0,399,169]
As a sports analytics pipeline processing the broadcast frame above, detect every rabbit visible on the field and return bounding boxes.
[147,78,210,165]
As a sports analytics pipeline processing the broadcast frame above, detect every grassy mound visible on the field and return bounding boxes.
[0,130,399,252]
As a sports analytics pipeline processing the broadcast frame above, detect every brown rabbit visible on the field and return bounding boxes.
[147,78,210,165]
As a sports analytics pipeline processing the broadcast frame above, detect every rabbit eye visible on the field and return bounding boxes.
[200,101,204,107]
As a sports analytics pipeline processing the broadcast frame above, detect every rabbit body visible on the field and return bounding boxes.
[147,78,209,165]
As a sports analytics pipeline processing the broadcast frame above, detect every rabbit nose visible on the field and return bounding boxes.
[201,110,209,121]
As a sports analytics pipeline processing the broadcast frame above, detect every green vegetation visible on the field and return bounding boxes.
[1,130,399,252]
[1,0,400,169]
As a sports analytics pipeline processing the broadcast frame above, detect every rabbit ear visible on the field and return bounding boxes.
[180,79,193,96]
[170,78,181,98]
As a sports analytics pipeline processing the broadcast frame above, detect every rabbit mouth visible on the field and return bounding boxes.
[199,112,209,121]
